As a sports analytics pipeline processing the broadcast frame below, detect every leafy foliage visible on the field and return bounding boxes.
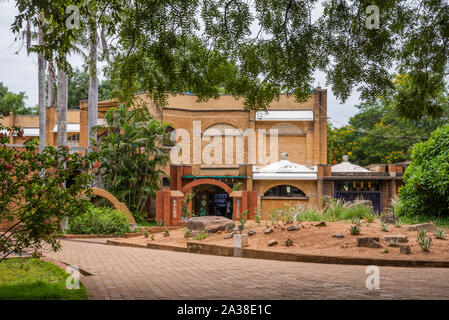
[0,82,34,116]
[68,68,116,109]
[67,204,131,235]
[92,102,171,221]
[0,128,95,262]
[398,124,449,217]
[12,1,449,117]
[328,77,449,166]
[349,225,360,235]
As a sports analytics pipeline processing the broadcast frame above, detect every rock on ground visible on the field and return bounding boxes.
[187,216,235,233]
[407,222,437,233]
[268,239,278,246]
[315,221,326,227]
[287,225,300,231]
[332,233,344,238]
[384,235,408,243]
[400,245,411,254]
[356,237,381,248]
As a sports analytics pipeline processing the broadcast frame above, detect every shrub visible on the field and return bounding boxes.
[193,230,208,240]
[351,217,361,226]
[417,230,432,252]
[363,212,376,223]
[341,199,373,220]
[255,208,262,225]
[349,225,360,235]
[399,124,449,218]
[239,210,248,230]
[0,134,95,262]
[67,205,131,235]
[184,228,191,239]
[434,229,446,240]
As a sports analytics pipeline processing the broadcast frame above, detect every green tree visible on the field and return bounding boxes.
[0,126,96,262]
[68,68,116,109]
[0,83,33,116]
[92,103,171,221]
[12,1,449,118]
[399,124,449,217]
[328,80,449,165]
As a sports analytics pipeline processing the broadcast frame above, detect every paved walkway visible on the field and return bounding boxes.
[43,239,449,300]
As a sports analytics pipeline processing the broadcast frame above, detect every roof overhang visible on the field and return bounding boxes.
[253,172,317,180]
[255,110,314,121]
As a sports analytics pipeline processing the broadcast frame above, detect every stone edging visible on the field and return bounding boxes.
[60,225,184,239]
[106,239,449,268]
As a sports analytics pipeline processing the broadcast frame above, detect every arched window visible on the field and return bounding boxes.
[264,185,306,197]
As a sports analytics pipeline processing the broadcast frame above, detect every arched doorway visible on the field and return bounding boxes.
[181,179,233,219]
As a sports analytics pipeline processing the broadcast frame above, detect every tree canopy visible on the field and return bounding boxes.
[68,68,115,109]
[0,82,36,116]
[328,76,449,165]
[11,0,449,117]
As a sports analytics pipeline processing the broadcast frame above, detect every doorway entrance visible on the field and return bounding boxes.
[191,184,233,219]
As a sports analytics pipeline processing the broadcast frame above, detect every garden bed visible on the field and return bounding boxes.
[108,220,449,266]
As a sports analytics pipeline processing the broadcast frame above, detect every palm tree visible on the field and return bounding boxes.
[37,13,46,153]
[87,17,98,152]
[56,66,68,147]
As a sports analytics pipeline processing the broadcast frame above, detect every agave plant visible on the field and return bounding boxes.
[349,225,361,235]
[363,212,376,223]
[434,229,446,240]
[255,208,262,225]
[418,234,432,252]
[388,238,399,247]
[351,216,361,226]
[380,221,389,232]
[393,219,401,228]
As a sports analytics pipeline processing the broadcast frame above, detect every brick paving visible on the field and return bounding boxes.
[43,239,449,300]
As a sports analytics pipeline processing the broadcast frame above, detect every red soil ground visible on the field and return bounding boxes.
[114,220,449,262]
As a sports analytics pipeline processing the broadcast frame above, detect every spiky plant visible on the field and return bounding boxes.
[384,247,389,254]
[349,225,361,235]
[184,228,191,239]
[418,234,432,252]
[434,229,446,240]
[394,219,401,228]
[363,212,376,223]
[380,221,389,232]
[351,216,361,226]
[388,238,399,247]
[417,228,427,240]
[255,208,262,225]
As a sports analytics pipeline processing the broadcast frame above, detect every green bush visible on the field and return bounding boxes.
[67,205,131,235]
[399,124,449,218]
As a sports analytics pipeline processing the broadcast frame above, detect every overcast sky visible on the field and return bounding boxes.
[0,1,360,127]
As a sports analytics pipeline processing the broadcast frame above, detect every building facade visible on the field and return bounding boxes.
[1,88,406,226]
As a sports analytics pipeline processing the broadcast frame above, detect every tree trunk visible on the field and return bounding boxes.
[57,68,68,147]
[47,61,56,109]
[38,15,46,153]
[88,20,98,152]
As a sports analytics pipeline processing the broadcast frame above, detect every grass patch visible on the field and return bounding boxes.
[398,215,449,228]
[0,258,87,300]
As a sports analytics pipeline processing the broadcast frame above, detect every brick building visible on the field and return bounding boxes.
[1,88,406,225]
